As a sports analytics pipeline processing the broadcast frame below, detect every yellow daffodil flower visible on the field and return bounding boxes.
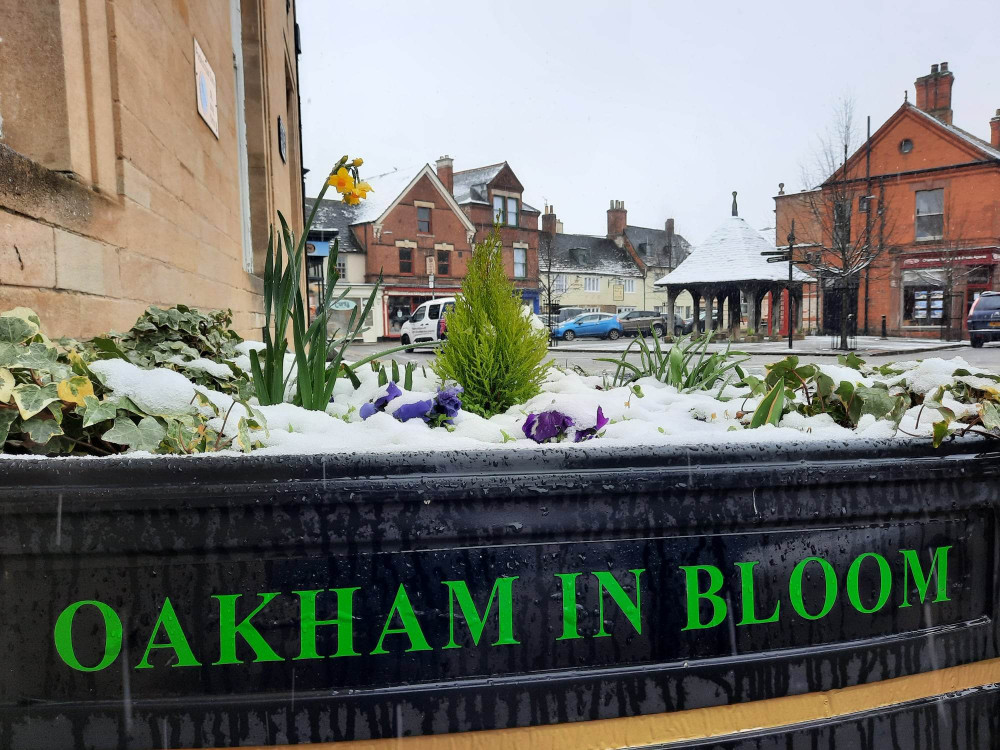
[354,180,373,199]
[343,190,361,206]
[327,167,355,194]
[352,157,364,167]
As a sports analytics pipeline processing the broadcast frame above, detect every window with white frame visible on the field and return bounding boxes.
[553,274,568,293]
[584,276,600,293]
[513,246,527,278]
[623,279,635,294]
[915,189,944,240]
[335,257,347,278]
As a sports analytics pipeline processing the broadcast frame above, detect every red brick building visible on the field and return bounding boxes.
[775,63,1000,339]
[309,157,541,337]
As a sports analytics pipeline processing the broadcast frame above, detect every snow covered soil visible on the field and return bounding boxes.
[71,350,994,457]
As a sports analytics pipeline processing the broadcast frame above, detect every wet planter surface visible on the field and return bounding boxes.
[1,439,998,749]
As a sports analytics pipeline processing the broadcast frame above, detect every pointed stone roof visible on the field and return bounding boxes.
[654,216,809,286]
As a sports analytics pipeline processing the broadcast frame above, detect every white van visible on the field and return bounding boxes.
[399,297,456,345]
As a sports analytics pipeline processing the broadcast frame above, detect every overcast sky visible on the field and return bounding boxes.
[299,0,1000,246]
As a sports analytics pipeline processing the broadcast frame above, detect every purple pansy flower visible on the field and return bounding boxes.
[392,398,434,423]
[392,386,464,426]
[434,385,463,420]
[360,381,402,420]
[522,410,575,443]
[574,406,609,442]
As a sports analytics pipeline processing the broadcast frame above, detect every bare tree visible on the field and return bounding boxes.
[936,198,981,340]
[794,97,898,349]
[537,240,581,338]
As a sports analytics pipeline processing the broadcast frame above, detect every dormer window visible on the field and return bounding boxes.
[492,194,519,227]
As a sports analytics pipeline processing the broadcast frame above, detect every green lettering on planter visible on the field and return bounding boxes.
[370,584,432,654]
[789,557,837,620]
[900,546,951,607]
[293,588,361,660]
[136,597,201,669]
[555,572,582,640]
[54,600,123,672]
[847,552,892,614]
[680,564,727,630]
[735,561,780,626]
[594,569,645,636]
[442,577,520,648]
[213,593,283,665]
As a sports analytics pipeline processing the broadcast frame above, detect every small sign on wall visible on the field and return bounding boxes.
[194,38,219,138]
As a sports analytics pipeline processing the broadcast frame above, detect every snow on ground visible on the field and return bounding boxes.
[80,351,998,456]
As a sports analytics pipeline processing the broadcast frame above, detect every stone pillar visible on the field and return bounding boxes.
[692,290,702,335]
[705,290,715,333]
[666,289,675,337]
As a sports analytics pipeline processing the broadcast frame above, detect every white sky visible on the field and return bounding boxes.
[299,0,1000,246]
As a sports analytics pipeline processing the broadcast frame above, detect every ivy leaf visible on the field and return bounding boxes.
[0,316,37,344]
[855,385,899,424]
[235,417,254,453]
[981,401,1000,432]
[932,420,951,448]
[0,368,14,403]
[57,376,95,407]
[12,382,60,419]
[80,395,119,427]
[21,416,64,444]
[102,416,166,453]
[0,410,17,444]
[193,390,221,417]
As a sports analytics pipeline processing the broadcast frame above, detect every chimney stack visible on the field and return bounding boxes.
[914,62,955,125]
[991,109,1000,150]
[436,155,454,193]
[542,204,558,234]
[607,199,627,238]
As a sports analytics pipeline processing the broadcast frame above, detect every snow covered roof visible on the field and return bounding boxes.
[452,163,505,205]
[655,216,810,287]
[305,164,475,246]
[907,103,1000,161]
[539,232,643,278]
[625,225,691,269]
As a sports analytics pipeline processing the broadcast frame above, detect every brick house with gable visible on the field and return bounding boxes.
[309,158,542,338]
[775,62,1000,339]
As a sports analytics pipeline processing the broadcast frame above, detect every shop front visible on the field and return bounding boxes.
[898,249,999,338]
[384,286,461,338]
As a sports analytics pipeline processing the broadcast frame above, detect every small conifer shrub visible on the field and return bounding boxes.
[433,227,550,417]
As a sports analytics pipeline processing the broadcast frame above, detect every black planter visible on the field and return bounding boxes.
[1,438,998,749]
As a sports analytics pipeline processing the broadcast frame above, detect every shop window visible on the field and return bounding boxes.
[902,270,945,325]
[437,249,450,276]
[514,247,527,278]
[417,206,431,233]
[399,247,413,274]
[915,189,944,240]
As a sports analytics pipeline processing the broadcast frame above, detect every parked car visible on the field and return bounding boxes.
[674,311,707,336]
[399,297,455,345]
[618,310,666,337]
[968,291,1000,348]
[553,312,624,341]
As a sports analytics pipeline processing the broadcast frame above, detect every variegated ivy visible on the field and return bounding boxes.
[0,307,264,456]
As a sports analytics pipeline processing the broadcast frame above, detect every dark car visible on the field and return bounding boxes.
[618,310,666,337]
[673,311,707,336]
[968,291,1000,347]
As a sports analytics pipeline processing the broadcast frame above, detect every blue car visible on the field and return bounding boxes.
[968,291,1000,347]
[553,312,624,341]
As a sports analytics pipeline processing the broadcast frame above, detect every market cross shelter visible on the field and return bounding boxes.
[53,546,951,673]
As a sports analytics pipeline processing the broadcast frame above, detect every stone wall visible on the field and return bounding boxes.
[0,0,303,340]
